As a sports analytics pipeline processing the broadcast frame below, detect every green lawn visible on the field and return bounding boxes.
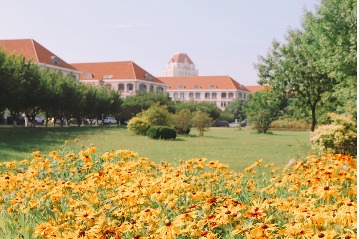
[0,126,311,171]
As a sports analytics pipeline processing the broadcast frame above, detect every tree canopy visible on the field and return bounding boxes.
[255,0,356,131]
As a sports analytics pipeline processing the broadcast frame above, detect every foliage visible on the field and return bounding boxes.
[255,0,356,131]
[0,143,356,238]
[139,104,172,127]
[270,118,311,130]
[120,92,174,122]
[225,99,248,121]
[147,126,177,140]
[171,109,192,134]
[127,116,150,135]
[244,90,283,133]
[0,51,123,127]
[311,113,357,156]
[174,101,221,120]
[191,111,213,136]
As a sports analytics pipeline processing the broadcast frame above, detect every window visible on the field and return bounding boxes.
[51,56,61,65]
[118,84,124,91]
[221,93,227,99]
[228,93,234,99]
[238,93,243,99]
[149,85,154,92]
[178,85,185,89]
[105,84,112,90]
[156,87,164,92]
[84,73,93,79]
[139,84,147,91]
[221,102,228,107]
[193,84,200,89]
[127,84,134,91]
[174,92,179,99]
[189,93,194,99]
[209,84,217,89]
[144,73,153,81]
[212,93,217,99]
[195,92,201,99]
[179,92,185,99]
[205,92,210,99]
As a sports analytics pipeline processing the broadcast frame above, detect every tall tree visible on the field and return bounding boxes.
[255,0,356,131]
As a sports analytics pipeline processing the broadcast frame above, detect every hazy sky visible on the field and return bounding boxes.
[1,0,318,85]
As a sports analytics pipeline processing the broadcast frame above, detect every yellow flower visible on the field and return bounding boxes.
[33,222,56,237]
[156,220,180,239]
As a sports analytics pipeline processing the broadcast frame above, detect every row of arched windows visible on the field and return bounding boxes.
[172,92,247,100]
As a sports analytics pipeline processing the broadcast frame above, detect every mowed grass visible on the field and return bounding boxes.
[0,126,311,171]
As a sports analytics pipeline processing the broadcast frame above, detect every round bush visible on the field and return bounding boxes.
[127,116,150,135]
[147,126,177,140]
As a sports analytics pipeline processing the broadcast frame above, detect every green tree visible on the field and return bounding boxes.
[120,92,173,122]
[3,54,28,126]
[225,99,248,121]
[306,0,356,118]
[139,104,172,126]
[191,111,213,136]
[244,90,283,133]
[171,109,192,134]
[256,0,356,131]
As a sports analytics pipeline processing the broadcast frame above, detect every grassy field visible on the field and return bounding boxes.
[0,126,311,171]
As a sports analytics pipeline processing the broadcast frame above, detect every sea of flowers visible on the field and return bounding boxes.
[0,139,356,238]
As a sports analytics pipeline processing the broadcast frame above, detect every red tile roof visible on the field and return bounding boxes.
[244,85,267,92]
[0,39,77,71]
[72,61,163,83]
[158,76,247,90]
[168,52,194,64]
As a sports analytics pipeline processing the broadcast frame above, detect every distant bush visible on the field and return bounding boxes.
[171,109,192,134]
[139,104,172,126]
[127,116,150,135]
[270,118,311,130]
[311,113,357,156]
[147,126,177,140]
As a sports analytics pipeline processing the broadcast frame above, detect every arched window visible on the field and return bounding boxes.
[174,92,179,99]
[118,83,124,91]
[221,93,227,99]
[205,92,210,99]
[127,84,134,91]
[156,87,163,92]
[195,92,201,99]
[189,93,194,99]
[238,93,242,99]
[228,92,234,99]
[212,93,217,99]
[139,84,147,91]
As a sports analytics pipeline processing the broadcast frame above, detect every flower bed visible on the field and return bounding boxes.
[0,140,356,238]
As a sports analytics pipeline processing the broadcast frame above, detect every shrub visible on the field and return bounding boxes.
[127,116,150,135]
[311,113,357,156]
[147,126,177,140]
[270,118,311,130]
[192,111,213,136]
[171,109,192,134]
[139,104,172,126]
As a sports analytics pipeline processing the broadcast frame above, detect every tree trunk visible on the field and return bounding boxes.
[310,106,316,132]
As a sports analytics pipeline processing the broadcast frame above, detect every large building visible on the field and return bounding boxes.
[159,76,250,110]
[0,39,262,109]
[72,61,168,97]
[162,52,199,77]
[0,39,81,80]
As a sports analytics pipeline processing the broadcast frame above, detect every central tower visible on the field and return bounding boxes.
[162,52,198,77]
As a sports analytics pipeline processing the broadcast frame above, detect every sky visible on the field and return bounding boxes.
[0,0,319,86]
